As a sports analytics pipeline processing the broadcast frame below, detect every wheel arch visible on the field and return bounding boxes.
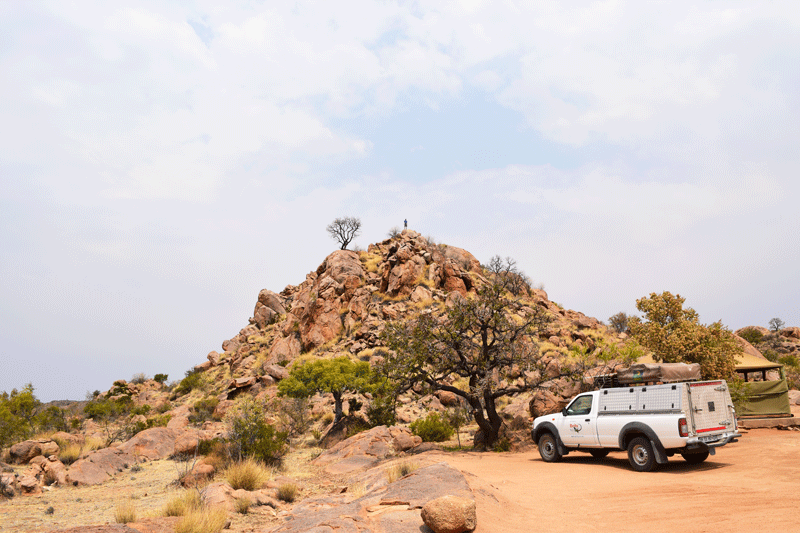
[619,422,668,464]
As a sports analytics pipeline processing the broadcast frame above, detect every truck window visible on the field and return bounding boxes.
[566,395,592,416]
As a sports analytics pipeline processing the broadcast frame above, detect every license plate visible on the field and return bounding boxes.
[699,435,719,443]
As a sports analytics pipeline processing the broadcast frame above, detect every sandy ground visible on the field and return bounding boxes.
[2,427,799,533]
[427,427,800,533]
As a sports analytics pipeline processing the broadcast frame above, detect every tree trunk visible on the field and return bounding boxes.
[333,391,344,425]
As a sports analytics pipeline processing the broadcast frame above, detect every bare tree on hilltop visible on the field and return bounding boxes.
[327,216,362,250]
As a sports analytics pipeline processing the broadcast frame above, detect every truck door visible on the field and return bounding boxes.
[557,394,600,447]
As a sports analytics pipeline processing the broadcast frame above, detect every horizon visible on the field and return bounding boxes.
[2,2,799,402]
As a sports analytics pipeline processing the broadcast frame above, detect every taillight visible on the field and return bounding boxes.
[679,417,689,437]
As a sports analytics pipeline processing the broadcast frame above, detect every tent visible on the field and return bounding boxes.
[733,351,791,418]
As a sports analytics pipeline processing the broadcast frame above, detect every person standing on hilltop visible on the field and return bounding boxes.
[404,218,407,229]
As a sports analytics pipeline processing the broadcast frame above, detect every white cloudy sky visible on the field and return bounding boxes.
[2,1,799,401]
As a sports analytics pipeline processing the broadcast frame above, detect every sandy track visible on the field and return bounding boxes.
[428,428,800,533]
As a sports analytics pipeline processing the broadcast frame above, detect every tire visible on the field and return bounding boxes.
[681,451,709,465]
[538,433,562,463]
[627,437,657,472]
[589,449,610,459]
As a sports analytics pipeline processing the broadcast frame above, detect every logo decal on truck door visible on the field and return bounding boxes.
[570,423,582,433]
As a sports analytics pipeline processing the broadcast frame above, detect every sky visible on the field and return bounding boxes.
[2,1,799,401]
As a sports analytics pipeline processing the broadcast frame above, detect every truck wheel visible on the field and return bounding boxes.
[681,451,709,465]
[627,437,656,472]
[538,433,562,463]
[590,449,610,459]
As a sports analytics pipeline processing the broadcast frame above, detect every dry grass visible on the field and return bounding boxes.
[224,458,271,491]
[276,482,298,503]
[58,443,83,465]
[175,506,228,533]
[386,461,419,483]
[163,489,203,517]
[359,250,383,273]
[234,497,252,514]
[114,500,137,524]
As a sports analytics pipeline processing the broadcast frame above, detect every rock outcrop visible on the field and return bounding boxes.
[267,461,473,533]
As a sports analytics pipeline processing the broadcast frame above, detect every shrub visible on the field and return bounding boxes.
[224,458,271,491]
[175,506,228,533]
[131,373,149,385]
[154,374,169,384]
[114,501,137,524]
[0,384,40,448]
[366,395,397,428]
[272,397,312,437]
[409,412,454,442]
[225,398,288,465]
[738,327,764,345]
[175,369,203,396]
[276,483,298,503]
[189,397,220,425]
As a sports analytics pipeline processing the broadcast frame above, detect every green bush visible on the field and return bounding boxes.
[153,373,169,384]
[410,412,454,442]
[738,327,764,345]
[189,397,220,425]
[175,369,203,396]
[225,398,288,465]
[366,395,397,428]
[0,384,40,448]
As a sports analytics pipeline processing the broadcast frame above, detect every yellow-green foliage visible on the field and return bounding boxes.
[175,507,228,533]
[114,500,137,524]
[224,458,271,491]
[163,490,203,517]
[360,250,383,273]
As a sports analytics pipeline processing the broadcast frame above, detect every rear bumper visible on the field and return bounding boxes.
[685,432,741,451]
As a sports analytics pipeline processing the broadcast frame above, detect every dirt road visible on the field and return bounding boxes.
[429,428,800,533]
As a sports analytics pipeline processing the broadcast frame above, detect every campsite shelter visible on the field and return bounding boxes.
[734,351,791,417]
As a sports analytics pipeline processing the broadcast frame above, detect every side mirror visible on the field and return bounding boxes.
[561,408,568,416]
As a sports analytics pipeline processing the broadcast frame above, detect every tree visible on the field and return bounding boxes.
[769,317,785,333]
[277,356,379,426]
[381,257,577,448]
[326,216,362,250]
[608,312,629,334]
[0,384,41,448]
[627,292,741,380]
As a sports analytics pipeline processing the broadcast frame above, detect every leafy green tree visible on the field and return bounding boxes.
[278,356,379,426]
[628,291,741,379]
[0,384,41,448]
[381,256,575,449]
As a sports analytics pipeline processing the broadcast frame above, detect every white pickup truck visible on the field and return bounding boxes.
[531,380,741,471]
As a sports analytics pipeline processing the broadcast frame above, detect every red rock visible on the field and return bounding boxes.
[421,495,477,533]
[9,439,59,464]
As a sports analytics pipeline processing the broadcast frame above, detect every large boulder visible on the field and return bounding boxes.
[781,327,800,340]
[269,462,473,533]
[313,425,422,474]
[421,495,477,533]
[117,427,182,461]
[9,439,60,464]
[66,447,136,486]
